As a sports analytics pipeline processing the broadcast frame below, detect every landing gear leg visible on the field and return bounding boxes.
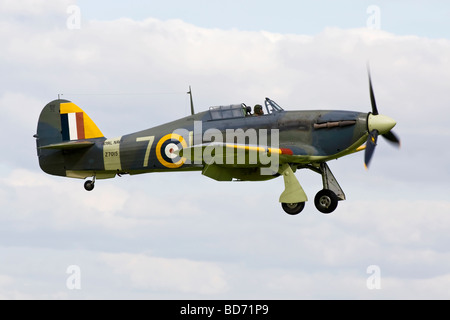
[84,176,96,191]
[278,164,308,215]
[314,163,345,214]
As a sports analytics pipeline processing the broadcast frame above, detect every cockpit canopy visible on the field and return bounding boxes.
[265,97,284,113]
[209,104,244,120]
[209,98,284,120]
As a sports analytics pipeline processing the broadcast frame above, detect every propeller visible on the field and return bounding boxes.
[364,66,401,169]
[364,129,378,169]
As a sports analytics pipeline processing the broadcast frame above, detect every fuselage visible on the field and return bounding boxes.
[36,99,370,180]
[57,109,369,178]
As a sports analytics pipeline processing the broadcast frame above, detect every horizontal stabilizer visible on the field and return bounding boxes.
[38,140,95,150]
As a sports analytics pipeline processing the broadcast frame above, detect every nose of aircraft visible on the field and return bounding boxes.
[367,113,397,134]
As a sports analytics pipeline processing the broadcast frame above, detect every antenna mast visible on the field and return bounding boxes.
[187,86,195,115]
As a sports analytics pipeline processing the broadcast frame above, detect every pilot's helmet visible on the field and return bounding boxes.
[254,104,262,113]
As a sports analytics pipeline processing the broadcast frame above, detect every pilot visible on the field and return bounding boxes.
[253,104,264,116]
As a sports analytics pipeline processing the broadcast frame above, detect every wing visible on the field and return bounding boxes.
[177,142,293,181]
[180,143,308,203]
[179,142,293,166]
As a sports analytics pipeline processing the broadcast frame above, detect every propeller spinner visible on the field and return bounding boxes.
[364,67,401,169]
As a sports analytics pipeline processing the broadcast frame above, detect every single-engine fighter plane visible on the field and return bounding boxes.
[34,71,400,215]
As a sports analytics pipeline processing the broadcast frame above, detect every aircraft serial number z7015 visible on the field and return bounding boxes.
[34,71,400,215]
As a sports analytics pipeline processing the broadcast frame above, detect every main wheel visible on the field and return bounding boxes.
[314,189,338,214]
[281,202,305,215]
[84,180,95,191]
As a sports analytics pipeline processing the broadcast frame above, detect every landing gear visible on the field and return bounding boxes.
[278,164,308,215]
[84,180,94,191]
[308,162,345,214]
[84,176,95,191]
[278,162,345,215]
[314,189,338,214]
[281,202,305,215]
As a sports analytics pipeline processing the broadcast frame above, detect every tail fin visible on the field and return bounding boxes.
[36,99,104,146]
[35,99,104,176]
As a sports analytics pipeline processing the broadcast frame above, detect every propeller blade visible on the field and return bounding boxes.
[367,65,379,115]
[364,66,400,169]
[364,130,378,169]
[382,130,401,147]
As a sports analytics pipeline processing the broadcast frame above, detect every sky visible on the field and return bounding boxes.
[1,0,450,300]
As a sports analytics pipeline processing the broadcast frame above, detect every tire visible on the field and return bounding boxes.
[84,180,95,191]
[314,189,338,214]
[281,202,305,215]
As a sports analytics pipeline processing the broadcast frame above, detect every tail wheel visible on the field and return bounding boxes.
[314,189,338,214]
[281,202,305,215]
[84,180,95,191]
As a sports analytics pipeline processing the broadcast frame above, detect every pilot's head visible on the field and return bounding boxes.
[254,104,263,115]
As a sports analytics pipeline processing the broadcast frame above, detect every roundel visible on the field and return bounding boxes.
[155,133,188,168]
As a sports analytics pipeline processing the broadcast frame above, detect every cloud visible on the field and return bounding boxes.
[0,0,74,16]
[4,13,449,136]
[0,169,129,229]
[101,252,228,295]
